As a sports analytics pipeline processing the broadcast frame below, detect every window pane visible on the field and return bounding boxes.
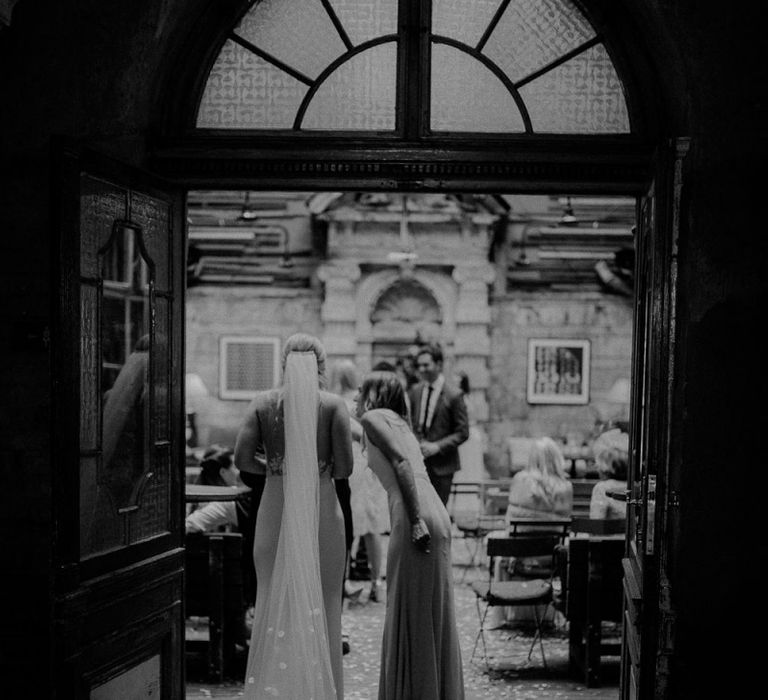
[128,443,171,544]
[484,0,595,83]
[519,43,630,133]
[132,191,171,294]
[329,0,398,45]
[80,455,122,556]
[302,42,396,130]
[235,0,346,80]
[80,175,126,278]
[430,43,525,132]
[197,39,309,129]
[432,0,503,47]
[152,296,171,441]
[80,284,99,451]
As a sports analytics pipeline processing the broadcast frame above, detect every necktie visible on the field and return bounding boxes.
[421,384,433,435]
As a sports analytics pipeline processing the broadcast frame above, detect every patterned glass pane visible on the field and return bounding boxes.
[197,39,309,129]
[153,295,171,441]
[519,43,630,133]
[80,283,99,451]
[235,0,346,80]
[302,42,396,130]
[95,226,152,535]
[80,455,122,557]
[80,175,126,278]
[128,443,171,544]
[329,0,398,45]
[432,0,503,47]
[132,191,171,294]
[483,0,595,83]
[431,43,525,132]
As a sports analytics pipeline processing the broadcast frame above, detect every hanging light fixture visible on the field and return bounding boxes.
[238,191,258,221]
[560,196,578,226]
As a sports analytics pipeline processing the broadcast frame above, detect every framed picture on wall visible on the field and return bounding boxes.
[527,338,590,404]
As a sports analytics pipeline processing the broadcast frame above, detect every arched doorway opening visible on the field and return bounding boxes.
[159,2,680,692]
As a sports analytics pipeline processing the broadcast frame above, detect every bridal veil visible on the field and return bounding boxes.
[244,351,336,699]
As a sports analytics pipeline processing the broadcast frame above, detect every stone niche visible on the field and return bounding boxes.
[316,194,498,429]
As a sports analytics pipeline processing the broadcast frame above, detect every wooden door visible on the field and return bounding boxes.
[53,144,186,698]
[621,139,689,699]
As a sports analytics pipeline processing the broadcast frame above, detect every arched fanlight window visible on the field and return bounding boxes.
[196,0,630,135]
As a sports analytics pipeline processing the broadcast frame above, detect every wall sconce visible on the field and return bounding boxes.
[238,191,259,221]
[605,377,631,404]
[560,196,578,226]
[185,373,210,413]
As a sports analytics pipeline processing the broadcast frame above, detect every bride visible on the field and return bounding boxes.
[234,333,353,700]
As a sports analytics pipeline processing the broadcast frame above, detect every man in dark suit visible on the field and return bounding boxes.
[409,344,469,505]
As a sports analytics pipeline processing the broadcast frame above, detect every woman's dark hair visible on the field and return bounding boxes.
[456,370,470,395]
[360,371,408,419]
[196,446,233,486]
[372,360,396,372]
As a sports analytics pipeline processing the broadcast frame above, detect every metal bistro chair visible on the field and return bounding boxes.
[450,481,507,582]
[471,526,567,671]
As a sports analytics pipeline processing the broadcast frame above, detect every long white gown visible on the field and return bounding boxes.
[241,354,350,700]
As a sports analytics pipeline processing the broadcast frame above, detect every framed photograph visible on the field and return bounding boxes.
[527,338,590,404]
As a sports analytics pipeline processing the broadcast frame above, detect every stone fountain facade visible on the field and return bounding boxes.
[316,193,497,424]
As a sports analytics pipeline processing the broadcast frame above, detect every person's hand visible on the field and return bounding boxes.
[411,517,431,553]
[419,441,439,458]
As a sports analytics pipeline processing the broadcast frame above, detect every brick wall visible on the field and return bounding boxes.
[486,291,633,475]
[186,284,633,473]
[186,286,323,447]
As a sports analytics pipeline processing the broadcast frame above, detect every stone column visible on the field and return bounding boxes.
[452,263,496,481]
[452,263,496,422]
[317,262,360,366]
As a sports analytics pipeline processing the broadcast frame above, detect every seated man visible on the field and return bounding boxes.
[186,446,247,534]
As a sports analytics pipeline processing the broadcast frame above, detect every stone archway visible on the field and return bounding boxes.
[317,259,494,424]
[369,276,442,364]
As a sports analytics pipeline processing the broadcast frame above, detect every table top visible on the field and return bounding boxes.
[185,484,251,503]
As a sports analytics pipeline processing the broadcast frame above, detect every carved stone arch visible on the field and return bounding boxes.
[370,277,442,324]
[356,269,457,343]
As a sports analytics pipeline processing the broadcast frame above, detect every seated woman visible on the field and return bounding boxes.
[494,437,573,627]
[185,446,248,534]
[589,429,629,520]
[506,436,573,524]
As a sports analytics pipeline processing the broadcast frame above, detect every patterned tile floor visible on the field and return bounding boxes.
[186,531,619,699]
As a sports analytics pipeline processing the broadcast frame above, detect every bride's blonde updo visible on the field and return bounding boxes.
[282,333,327,386]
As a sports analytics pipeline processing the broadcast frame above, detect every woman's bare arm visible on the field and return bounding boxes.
[361,410,430,551]
[234,399,264,474]
[349,415,364,443]
[330,396,354,478]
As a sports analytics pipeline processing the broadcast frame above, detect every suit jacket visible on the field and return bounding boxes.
[409,379,469,477]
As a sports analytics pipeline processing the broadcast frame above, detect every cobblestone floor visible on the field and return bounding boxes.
[187,532,619,699]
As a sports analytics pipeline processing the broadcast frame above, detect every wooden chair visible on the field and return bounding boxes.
[470,532,563,670]
[570,516,626,536]
[558,535,625,687]
[506,517,571,578]
[570,479,599,517]
[185,532,245,682]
